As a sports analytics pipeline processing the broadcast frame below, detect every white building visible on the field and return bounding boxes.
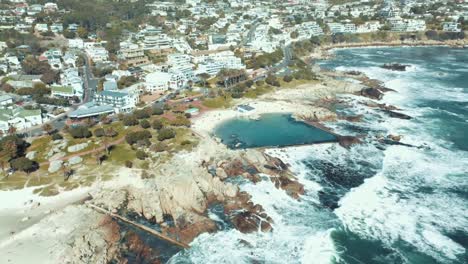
[0,107,42,133]
[442,22,461,33]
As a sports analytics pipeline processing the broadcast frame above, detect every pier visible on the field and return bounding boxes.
[86,203,190,249]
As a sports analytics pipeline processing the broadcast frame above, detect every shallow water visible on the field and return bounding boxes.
[168,46,468,264]
[214,113,337,149]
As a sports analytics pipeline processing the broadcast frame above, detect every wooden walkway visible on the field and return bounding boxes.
[86,203,189,249]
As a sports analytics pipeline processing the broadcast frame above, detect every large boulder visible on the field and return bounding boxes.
[26,151,36,160]
[68,156,83,165]
[68,143,89,153]
[48,160,63,173]
[360,87,384,100]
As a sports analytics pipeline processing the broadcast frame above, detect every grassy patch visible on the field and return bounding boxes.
[107,143,136,164]
[202,96,232,108]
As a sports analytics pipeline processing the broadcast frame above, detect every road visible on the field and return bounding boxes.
[19,53,97,138]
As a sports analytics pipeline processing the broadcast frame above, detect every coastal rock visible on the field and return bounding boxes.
[48,160,63,173]
[68,143,89,153]
[67,216,121,264]
[126,187,164,223]
[337,136,362,149]
[360,87,384,100]
[339,114,363,122]
[293,107,337,122]
[388,134,402,142]
[384,110,412,120]
[271,175,305,200]
[120,231,162,264]
[225,192,273,234]
[163,214,218,244]
[215,167,228,180]
[381,63,410,71]
[90,189,128,213]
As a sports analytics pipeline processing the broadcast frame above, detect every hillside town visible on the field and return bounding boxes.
[0,0,466,173]
[0,1,467,263]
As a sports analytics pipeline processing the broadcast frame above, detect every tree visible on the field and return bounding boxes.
[140,119,150,129]
[157,128,175,141]
[10,157,36,174]
[122,115,138,126]
[94,128,105,137]
[40,69,59,84]
[152,107,164,115]
[134,109,151,119]
[283,75,293,82]
[105,128,118,137]
[69,126,92,138]
[77,27,88,39]
[125,130,152,145]
[152,119,163,130]
[21,56,51,75]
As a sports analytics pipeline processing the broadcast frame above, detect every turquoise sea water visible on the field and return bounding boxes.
[214,114,337,148]
[169,47,468,264]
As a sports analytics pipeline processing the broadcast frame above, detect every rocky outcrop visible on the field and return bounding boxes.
[337,135,362,149]
[360,87,384,100]
[67,143,89,153]
[383,110,412,120]
[224,192,273,233]
[293,107,337,122]
[48,160,63,173]
[65,215,121,264]
[381,63,410,71]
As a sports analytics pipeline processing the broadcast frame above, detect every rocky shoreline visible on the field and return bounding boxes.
[0,45,420,263]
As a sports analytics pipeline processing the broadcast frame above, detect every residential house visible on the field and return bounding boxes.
[0,107,42,133]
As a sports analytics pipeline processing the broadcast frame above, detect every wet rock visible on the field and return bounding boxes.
[339,114,363,122]
[224,192,273,234]
[271,175,305,200]
[388,134,402,142]
[360,87,384,100]
[163,214,217,244]
[337,136,362,149]
[120,231,162,264]
[383,110,412,120]
[381,63,410,71]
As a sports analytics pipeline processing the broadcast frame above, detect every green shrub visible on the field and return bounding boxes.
[136,150,148,160]
[69,126,91,138]
[51,133,63,140]
[125,160,133,168]
[152,119,163,130]
[94,128,105,137]
[140,119,150,129]
[152,107,164,115]
[123,115,139,126]
[125,130,152,145]
[157,128,175,141]
[283,75,293,82]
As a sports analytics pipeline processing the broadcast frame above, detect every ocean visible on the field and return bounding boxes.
[168,46,468,264]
